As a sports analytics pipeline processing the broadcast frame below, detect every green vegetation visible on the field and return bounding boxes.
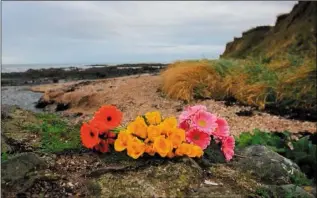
[235,129,315,184]
[24,113,81,153]
[1,152,9,162]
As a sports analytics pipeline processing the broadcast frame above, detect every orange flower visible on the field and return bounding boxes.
[168,128,185,148]
[127,116,148,139]
[162,117,177,128]
[153,136,172,157]
[159,122,173,136]
[147,125,162,141]
[167,151,175,158]
[145,143,156,156]
[93,105,123,129]
[94,140,109,153]
[145,111,162,125]
[127,138,146,159]
[192,145,204,158]
[175,143,191,156]
[80,123,100,148]
[114,130,132,152]
[89,119,109,133]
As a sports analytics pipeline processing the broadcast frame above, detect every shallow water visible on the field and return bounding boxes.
[1,86,43,112]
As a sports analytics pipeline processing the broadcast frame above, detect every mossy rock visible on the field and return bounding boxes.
[233,145,307,185]
[86,158,202,198]
[1,153,46,184]
[257,184,315,198]
[1,107,42,150]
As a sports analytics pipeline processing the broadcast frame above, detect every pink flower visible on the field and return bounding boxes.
[186,128,211,150]
[179,105,207,122]
[185,105,207,114]
[221,136,235,161]
[192,111,218,134]
[179,120,190,131]
[212,118,230,140]
[179,110,190,124]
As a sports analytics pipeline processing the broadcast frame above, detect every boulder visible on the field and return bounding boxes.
[1,153,46,184]
[260,184,315,198]
[86,158,203,198]
[234,145,306,185]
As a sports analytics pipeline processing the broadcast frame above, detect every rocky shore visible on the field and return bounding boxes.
[1,63,167,86]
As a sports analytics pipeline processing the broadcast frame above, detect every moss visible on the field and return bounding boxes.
[1,108,81,153]
[209,164,261,194]
[86,181,102,197]
[95,159,202,198]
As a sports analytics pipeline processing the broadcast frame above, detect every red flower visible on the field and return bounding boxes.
[93,105,123,129]
[80,123,100,149]
[94,140,109,153]
[186,128,211,150]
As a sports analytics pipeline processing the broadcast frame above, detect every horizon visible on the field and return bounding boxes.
[3,1,296,65]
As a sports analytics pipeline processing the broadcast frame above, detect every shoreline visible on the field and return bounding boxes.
[1,63,167,86]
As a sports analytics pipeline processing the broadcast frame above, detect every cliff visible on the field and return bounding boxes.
[221,1,317,60]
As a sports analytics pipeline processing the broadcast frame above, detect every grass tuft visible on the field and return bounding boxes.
[160,56,316,111]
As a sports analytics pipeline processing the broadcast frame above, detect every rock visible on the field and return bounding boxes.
[86,158,203,198]
[1,108,42,151]
[1,104,15,119]
[1,152,46,184]
[35,97,51,108]
[263,184,315,198]
[234,145,305,185]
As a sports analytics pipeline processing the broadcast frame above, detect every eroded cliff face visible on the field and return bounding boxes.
[221,1,316,60]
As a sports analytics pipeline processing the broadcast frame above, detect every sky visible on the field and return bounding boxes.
[2,1,297,65]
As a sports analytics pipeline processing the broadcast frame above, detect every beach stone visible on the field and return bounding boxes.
[1,152,46,184]
[233,145,305,185]
[263,184,315,198]
[87,158,203,198]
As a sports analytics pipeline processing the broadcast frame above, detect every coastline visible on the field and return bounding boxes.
[1,63,167,86]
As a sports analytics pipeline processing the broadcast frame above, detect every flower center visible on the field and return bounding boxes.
[194,134,200,140]
[90,132,95,137]
[198,120,206,127]
[107,116,112,121]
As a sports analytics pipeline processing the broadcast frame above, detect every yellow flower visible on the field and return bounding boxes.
[127,116,148,139]
[192,145,204,158]
[127,137,146,159]
[145,143,156,156]
[158,122,173,136]
[175,143,191,156]
[114,130,132,152]
[168,128,185,148]
[162,117,178,128]
[153,136,172,157]
[145,111,162,125]
[147,125,162,141]
[167,151,175,159]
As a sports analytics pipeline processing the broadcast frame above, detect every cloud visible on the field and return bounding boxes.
[2,1,296,64]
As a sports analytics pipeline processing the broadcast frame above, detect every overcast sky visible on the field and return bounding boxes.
[2,1,296,64]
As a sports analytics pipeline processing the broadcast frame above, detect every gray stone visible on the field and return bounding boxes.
[86,158,203,198]
[234,145,304,185]
[267,184,315,198]
[1,152,46,183]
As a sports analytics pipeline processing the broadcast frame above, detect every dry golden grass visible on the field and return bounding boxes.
[160,57,316,111]
[160,60,227,102]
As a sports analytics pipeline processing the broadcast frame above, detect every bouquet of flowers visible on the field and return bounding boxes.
[80,104,234,161]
